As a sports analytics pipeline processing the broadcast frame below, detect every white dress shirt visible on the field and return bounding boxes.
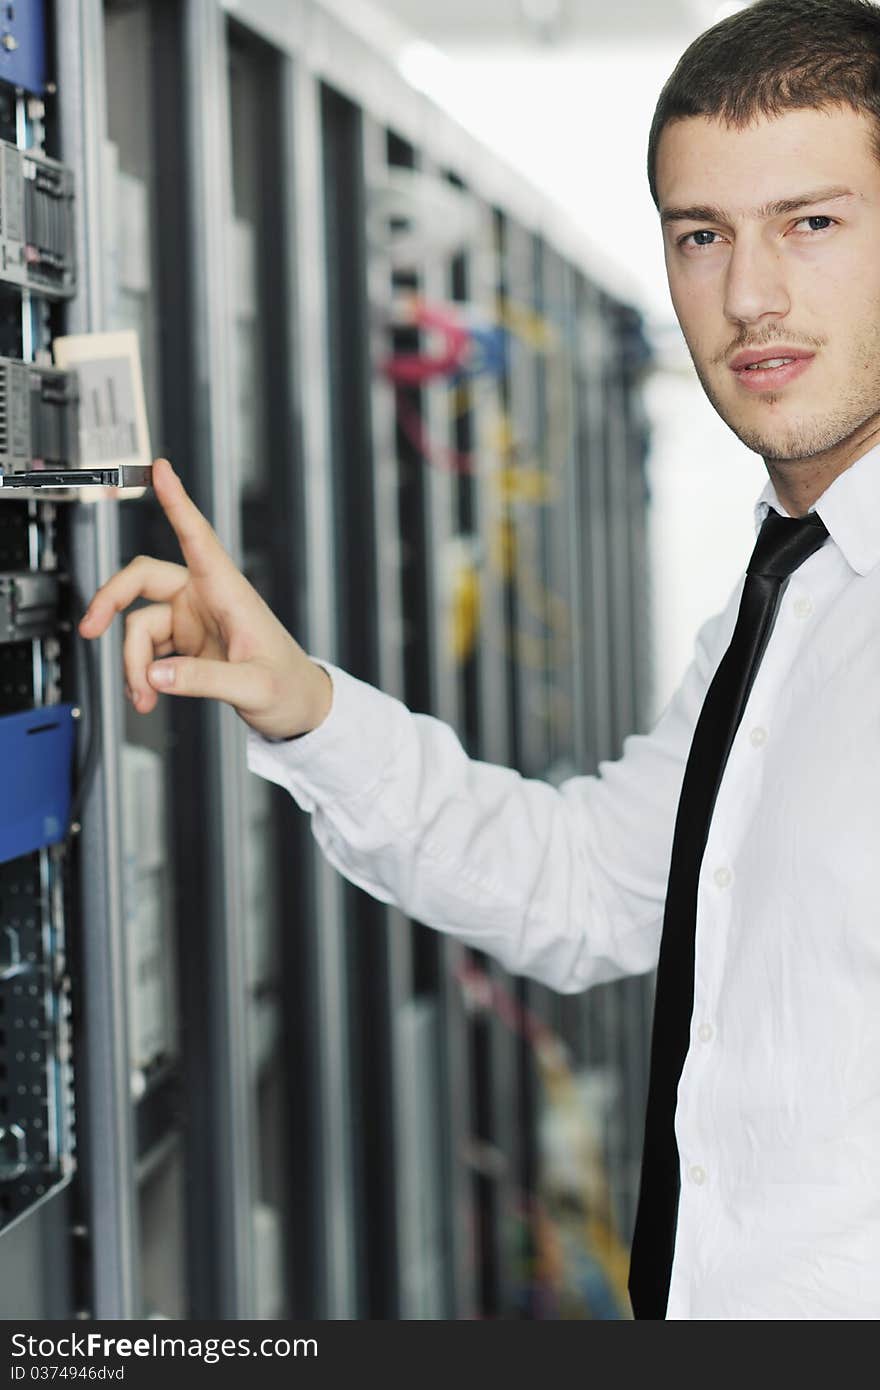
[247,441,880,1319]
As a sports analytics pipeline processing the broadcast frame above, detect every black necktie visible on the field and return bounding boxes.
[628,507,830,1320]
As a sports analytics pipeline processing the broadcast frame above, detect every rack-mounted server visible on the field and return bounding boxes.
[0,143,76,299]
[0,356,79,473]
[0,0,82,1264]
[0,843,74,1231]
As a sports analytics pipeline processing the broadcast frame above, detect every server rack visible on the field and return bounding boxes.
[455,199,526,1320]
[414,163,481,1322]
[381,132,461,1321]
[0,0,655,1321]
[283,49,358,1323]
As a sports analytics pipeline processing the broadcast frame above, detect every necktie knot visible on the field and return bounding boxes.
[747,509,829,581]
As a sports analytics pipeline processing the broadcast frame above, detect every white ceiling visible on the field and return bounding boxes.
[373,0,727,47]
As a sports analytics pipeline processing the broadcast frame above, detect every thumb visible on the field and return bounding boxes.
[147,656,269,711]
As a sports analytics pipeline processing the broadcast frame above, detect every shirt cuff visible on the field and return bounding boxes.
[245,660,407,812]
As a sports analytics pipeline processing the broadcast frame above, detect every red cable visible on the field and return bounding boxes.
[394,388,476,475]
[382,299,472,386]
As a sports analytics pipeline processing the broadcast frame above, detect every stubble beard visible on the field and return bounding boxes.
[689,327,880,465]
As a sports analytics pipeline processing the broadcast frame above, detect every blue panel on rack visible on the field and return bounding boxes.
[0,1,47,96]
[0,703,75,864]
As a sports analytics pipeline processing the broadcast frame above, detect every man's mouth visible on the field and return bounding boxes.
[742,356,795,371]
[728,347,815,392]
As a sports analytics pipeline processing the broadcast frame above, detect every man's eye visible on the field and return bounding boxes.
[681,229,720,248]
[796,215,834,232]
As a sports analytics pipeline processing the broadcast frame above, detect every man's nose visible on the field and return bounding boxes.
[723,234,791,327]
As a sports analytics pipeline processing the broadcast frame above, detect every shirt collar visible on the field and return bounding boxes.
[753,441,880,577]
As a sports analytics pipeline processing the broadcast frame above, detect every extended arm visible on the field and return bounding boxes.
[247,604,731,993]
[78,456,734,995]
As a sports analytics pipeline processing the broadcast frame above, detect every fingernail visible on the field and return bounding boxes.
[124,683,132,702]
[149,664,175,687]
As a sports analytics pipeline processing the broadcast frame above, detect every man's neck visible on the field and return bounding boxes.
[764,420,880,516]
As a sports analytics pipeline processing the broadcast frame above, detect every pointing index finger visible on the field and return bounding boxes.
[151,458,234,579]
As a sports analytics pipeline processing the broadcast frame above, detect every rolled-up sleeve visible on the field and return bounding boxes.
[246,596,736,994]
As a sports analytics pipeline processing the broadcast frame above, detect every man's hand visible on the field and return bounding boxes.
[77,457,332,740]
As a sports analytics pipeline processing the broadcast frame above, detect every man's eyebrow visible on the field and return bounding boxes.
[660,186,856,226]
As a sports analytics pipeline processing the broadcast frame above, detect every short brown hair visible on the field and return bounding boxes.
[648,0,880,206]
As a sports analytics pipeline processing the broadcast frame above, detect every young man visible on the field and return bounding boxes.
[80,0,880,1319]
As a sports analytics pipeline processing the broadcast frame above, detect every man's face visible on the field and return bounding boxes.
[656,105,880,464]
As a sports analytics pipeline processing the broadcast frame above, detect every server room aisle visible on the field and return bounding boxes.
[0,0,654,1321]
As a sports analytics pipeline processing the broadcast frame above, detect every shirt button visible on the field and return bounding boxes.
[793,595,813,619]
[688,1165,707,1186]
[697,1022,714,1043]
[713,866,732,888]
[749,726,767,748]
